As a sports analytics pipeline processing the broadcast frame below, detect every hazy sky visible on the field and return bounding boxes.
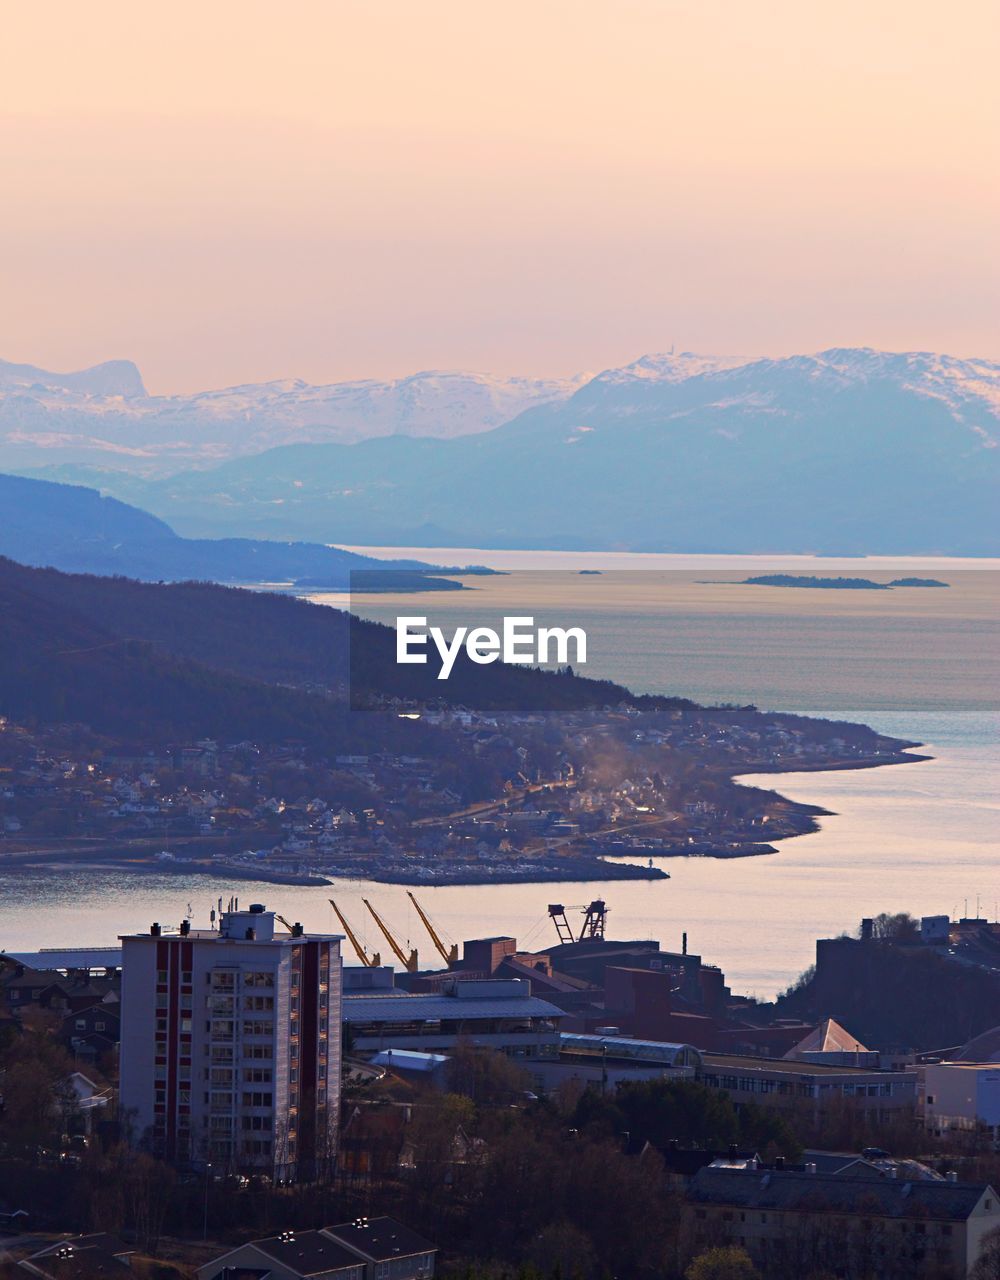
[2,0,998,393]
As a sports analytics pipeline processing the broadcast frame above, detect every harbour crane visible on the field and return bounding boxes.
[328,899,382,968]
[406,891,459,968]
[548,899,608,944]
[363,899,418,972]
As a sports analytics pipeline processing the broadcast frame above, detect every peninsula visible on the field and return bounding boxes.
[0,557,926,888]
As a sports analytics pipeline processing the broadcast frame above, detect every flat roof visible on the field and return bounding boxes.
[343,992,564,1022]
[3,949,123,970]
[370,1050,449,1072]
[704,1053,915,1078]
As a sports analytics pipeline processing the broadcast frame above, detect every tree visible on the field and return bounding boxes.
[685,1246,759,1280]
[0,1009,74,1152]
[972,1226,1000,1280]
[446,1040,531,1105]
[525,1221,596,1279]
[869,912,919,942]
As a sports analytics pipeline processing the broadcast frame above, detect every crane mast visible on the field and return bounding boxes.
[363,899,418,972]
[407,891,459,968]
[328,899,381,968]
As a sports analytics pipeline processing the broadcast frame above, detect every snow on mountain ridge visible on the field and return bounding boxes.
[3,348,999,472]
[0,364,590,468]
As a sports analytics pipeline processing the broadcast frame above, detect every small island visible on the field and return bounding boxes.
[741,574,948,590]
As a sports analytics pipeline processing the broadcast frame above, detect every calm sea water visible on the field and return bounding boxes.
[1,553,997,998]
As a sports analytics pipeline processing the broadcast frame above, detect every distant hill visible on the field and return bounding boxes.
[39,347,998,555]
[0,473,450,586]
[0,559,632,749]
[0,356,586,471]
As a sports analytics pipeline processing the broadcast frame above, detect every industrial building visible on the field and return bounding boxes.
[343,974,564,1060]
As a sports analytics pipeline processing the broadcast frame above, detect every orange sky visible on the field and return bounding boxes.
[2,0,998,393]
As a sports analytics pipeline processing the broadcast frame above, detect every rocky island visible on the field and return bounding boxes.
[742,573,949,590]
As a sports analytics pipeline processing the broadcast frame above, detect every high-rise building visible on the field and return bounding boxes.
[119,903,342,1180]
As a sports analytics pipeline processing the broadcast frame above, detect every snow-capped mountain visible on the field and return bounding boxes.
[75,345,996,556]
[6,347,998,554]
[0,360,589,472]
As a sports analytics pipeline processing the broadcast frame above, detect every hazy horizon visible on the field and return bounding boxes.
[2,0,998,395]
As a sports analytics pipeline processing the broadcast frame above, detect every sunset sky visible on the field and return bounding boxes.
[2,0,997,393]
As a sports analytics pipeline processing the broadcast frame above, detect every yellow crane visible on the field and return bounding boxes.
[406,891,459,968]
[328,899,382,968]
[363,899,418,972]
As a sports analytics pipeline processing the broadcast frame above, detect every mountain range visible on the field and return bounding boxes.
[6,347,999,554]
[0,357,586,471]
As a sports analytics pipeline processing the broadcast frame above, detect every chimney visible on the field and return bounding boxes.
[805,1162,817,1175]
[861,917,874,942]
[947,1171,958,1183]
[728,1143,739,1160]
[150,922,161,937]
[179,919,190,936]
[292,922,304,937]
[774,1156,785,1170]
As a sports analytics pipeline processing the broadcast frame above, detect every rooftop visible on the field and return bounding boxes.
[688,1167,993,1221]
[343,991,564,1023]
[252,1231,362,1276]
[951,1024,1000,1064]
[324,1217,437,1262]
[370,1049,449,1073]
[785,1017,871,1058]
[3,949,122,971]
[703,1052,914,1078]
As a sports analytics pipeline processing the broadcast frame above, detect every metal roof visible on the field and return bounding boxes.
[3,949,123,970]
[370,1049,449,1072]
[688,1167,992,1220]
[252,1232,362,1275]
[342,992,564,1023]
[324,1217,437,1262]
[561,1032,702,1066]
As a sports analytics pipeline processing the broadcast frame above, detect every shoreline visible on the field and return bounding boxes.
[0,742,927,888]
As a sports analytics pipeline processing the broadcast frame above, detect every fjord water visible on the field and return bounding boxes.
[1,556,996,999]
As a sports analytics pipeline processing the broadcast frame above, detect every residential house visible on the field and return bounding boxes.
[684,1166,1000,1279]
[198,1232,365,1280]
[198,1219,436,1280]
[323,1218,437,1280]
[19,1234,135,1280]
